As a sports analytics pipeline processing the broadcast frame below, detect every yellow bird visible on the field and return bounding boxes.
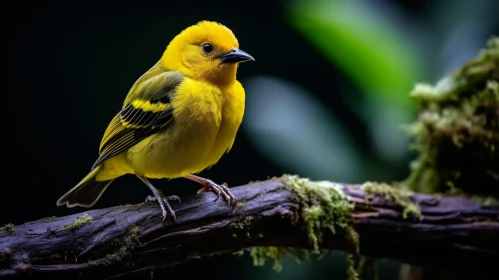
[56,21,254,222]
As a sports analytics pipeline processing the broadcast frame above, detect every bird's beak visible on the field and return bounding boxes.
[220,48,255,64]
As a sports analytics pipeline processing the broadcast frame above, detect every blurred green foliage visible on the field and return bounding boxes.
[286,0,427,166]
[287,0,423,113]
[243,0,429,184]
[244,76,362,182]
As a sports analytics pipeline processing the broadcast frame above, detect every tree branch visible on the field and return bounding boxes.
[1,176,498,278]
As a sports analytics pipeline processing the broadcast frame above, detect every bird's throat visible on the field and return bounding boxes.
[205,64,238,87]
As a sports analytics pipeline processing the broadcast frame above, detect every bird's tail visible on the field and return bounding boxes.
[56,165,114,208]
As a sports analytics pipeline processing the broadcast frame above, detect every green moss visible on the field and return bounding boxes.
[235,201,247,208]
[249,247,287,272]
[471,195,499,206]
[284,175,355,252]
[244,175,358,273]
[89,226,141,266]
[229,216,255,241]
[42,216,57,223]
[60,212,93,231]
[347,254,360,280]
[346,226,360,253]
[404,37,499,199]
[230,216,253,230]
[361,182,422,220]
[1,223,14,233]
[232,250,245,257]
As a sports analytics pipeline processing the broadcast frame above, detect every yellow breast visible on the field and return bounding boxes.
[125,78,245,179]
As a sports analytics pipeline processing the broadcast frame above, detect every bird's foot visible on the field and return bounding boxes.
[197,180,236,205]
[144,190,179,223]
[137,175,180,223]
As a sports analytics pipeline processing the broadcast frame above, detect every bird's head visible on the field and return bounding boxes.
[161,21,254,86]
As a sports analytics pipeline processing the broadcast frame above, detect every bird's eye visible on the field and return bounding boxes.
[202,43,214,54]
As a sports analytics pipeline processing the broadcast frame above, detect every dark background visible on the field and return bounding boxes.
[2,0,498,279]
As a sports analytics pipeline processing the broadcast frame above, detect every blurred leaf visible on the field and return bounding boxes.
[285,0,423,112]
[285,0,426,162]
[242,75,361,183]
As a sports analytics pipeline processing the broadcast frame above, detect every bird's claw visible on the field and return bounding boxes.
[144,192,179,223]
[197,181,236,205]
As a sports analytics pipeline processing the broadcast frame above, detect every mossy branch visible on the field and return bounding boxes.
[405,37,499,198]
[1,175,498,279]
[399,36,499,280]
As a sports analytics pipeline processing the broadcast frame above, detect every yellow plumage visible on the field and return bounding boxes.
[56,21,254,222]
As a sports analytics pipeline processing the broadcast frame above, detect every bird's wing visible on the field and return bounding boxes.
[91,71,184,169]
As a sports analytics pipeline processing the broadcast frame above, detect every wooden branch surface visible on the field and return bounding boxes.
[1,178,498,279]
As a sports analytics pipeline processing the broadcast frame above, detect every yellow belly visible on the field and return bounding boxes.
[122,78,245,179]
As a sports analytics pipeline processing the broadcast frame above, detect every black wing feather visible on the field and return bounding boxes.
[91,71,182,169]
